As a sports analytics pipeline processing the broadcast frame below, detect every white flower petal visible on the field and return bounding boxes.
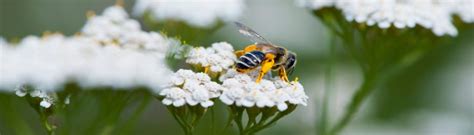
[173,99,186,107]
[40,100,52,108]
[277,103,288,111]
[162,98,173,105]
[185,42,236,73]
[201,101,214,108]
[220,95,235,105]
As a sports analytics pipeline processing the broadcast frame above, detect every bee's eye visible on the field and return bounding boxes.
[285,54,296,67]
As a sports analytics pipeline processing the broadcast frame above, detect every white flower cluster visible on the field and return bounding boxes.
[82,5,177,53]
[133,0,245,28]
[14,85,56,108]
[186,42,236,73]
[0,6,173,92]
[219,69,308,111]
[298,0,474,36]
[160,69,223,107]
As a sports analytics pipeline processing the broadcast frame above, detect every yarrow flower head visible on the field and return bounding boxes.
[0,5,174,92]
[186,42,237,73]
[298,0,474,36]
[159,69,224,108]
[219,69,308,111]
[82,5,177,52]
[133,0,246,28]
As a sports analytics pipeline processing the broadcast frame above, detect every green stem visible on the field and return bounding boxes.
[220,107,235,134]
[211,107,215,135]
[248,112,286,134]
[167,107,190,135]
[233,107,245,135]
[120,93,151,134]
[247,106,296,134]
[39,111,55,135]
[244,107,259,131]
[25,94,56,135]
[318,32,337,135]
[329,74,378,135]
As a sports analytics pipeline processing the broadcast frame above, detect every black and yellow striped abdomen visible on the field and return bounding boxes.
[236,51,265,72]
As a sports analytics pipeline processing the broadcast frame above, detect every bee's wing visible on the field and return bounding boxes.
[234,22,272,44]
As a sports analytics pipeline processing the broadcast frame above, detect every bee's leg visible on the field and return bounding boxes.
[204,66,210,74]
[256,54,275,83]
[235,50,244,57]
[278,66,289,82]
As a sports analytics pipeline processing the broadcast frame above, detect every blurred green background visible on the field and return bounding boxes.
[1,0,473,135]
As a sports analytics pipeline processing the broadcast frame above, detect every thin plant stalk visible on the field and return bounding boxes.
[210,107,215,135]
[318,32,337,135]
[329,73,377,135]
[120,92,152,134]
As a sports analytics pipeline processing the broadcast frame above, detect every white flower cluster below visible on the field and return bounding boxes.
[160,68,309,111]
[160,69,223,107]
[186,42,237,73]
[298,0,474,36]
[219,69,308,111]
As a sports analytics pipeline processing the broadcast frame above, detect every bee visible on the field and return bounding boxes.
[234,22,297,83]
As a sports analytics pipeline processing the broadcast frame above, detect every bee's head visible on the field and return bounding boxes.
[285,52,297,76]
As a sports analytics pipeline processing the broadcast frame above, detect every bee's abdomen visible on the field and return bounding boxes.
[236,51,265,70]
